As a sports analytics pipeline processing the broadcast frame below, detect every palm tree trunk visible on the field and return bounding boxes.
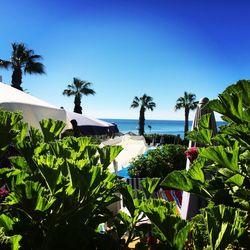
[139,107,145,136]
[11,67,23,91]
[184,108,189,138]
[74,94,82,114]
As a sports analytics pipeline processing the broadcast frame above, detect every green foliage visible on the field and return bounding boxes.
[0,110,123,249]
[140,199,192,250]
[128,144,186,178]
[39,118,66,142]
[193,205,249,249]
[112,178,163,249]
[0,110,27,154]
[161,80,250,248]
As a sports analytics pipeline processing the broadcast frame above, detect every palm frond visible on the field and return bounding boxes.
[131,96,140,108]
[62,89,75,96]
[0,60,11,69]
[24,62,45,74]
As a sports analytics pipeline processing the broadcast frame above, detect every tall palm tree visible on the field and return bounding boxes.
[131,94,156,136]
[0,43,45,91]
[63,77,95,114]
[175,91,198,137]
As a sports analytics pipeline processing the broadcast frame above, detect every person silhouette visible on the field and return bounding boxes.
[70,119,81,137]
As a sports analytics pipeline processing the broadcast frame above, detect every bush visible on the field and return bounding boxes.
[0,110,123,250]
[128,144,187,178]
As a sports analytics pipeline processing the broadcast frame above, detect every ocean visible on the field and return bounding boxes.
[103,119,226,139]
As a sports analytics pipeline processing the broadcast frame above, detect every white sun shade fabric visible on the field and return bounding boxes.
[67,111,119,135]
[100,134,148,172]
[0,82,71,130]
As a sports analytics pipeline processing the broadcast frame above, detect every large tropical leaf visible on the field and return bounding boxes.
[39,119,66,142]
[199,142,239,172]
[97,145,123,170]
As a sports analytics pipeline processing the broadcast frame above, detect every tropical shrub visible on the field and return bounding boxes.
[128,144,186,178]
[0,110,123,250]
[161,80,250,248]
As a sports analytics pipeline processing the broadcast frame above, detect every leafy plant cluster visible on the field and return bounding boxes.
[128,144,187,178]
[0,110,123,249]
[161,80,250,249]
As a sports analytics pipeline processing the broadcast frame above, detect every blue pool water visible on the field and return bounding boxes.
[116,147,156,178]
[117,167,130,179]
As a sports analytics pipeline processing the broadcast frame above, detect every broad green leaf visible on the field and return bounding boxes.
[35,195,56,211]
[34,155,64,193]
[140,177,160,198]
[9,234,22,250]
[98,146,123,170]
[188,158,205,183]
[116,211,133,228]
[9,156,29,171]
[222,123,250,147]
[161,170,194,191]
[199,144,239,171]
[214,222,230,250]
[218,168,234,178]
[201,205,248,250]
[141,199,188,249]
[225,80,250,108]
[40,118,66,142]
[174,222,193,250]
[226,174,244,186]
[119,185,137,216]
[0,214,15,231]
[24,181,43,200]
[0,110,24,152]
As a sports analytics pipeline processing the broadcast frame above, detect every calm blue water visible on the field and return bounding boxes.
[104,119,189,138]
[102,119,226,139]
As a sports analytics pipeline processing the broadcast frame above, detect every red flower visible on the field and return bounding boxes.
[185,147,198,163]
[0,186,9,202]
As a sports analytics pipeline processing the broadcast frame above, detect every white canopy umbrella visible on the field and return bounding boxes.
[100,134,148,173]
[67,111,119,135]
[0,82,71,130]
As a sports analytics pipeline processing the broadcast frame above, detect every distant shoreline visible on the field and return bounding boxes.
[102,119,226,139]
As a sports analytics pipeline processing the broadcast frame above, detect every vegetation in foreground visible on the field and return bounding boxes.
[0,79,249,249]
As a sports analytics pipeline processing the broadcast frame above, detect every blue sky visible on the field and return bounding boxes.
[1,0,250,120]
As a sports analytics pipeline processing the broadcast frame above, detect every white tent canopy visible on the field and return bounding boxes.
[67,111,118,135]
[100,134,148,172]
[0,82,71,130]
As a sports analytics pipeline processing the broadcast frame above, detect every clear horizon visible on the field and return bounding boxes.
[1,0,250,121]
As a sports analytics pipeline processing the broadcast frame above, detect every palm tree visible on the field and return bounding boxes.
[131,94,156,136]
[175,91,198,137]
[63,77,95,114]
[0,43,45,91]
